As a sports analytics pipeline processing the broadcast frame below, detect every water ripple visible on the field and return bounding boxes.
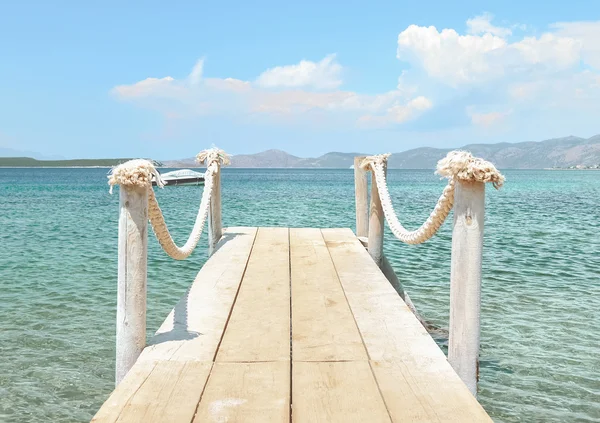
[0,168,599,422]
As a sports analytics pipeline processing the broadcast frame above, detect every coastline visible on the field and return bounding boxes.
[0,166,116,169]
[2,166,600,170]
[543,168,600,170]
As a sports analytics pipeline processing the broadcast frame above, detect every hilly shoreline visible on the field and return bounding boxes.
[2,135,599,169]
[164,135,600,169]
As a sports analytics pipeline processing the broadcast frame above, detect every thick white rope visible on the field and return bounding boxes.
[108,148,230,260]
[146,162,216,260]
[361,151,504,245]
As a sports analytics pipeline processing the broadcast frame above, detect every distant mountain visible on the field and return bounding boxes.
[389,135,600,169]
[227,149,302,168]
[163,150,368,169]
[294,152,366,168]
[164,134,600,169]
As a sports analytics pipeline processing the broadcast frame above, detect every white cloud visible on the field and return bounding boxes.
[112,15,600,138]
[255,54,342,90]
[205,77,251,93]
[467,13,512,37]
[358,96,433,127]
[469,109,512,126]
[552,21,600,68]
[509,81,542,100]
[511,33,581,68]
[397,25,507,85]
[189,59,204,86]
[113,76,177,98]
[397,17,583,86]
[112,56,429,127]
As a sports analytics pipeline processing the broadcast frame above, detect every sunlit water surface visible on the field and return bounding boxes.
[0,168,599,422]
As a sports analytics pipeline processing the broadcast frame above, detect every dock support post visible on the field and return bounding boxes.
[368,160,386,267]
[116,186,148,385]
[448,180,485,395]
[208,167,222,256]
[354,156,368,238]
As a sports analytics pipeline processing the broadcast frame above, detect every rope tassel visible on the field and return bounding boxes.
[107,148,229,260]
[361,150,504,245]
[107,159,164,194]
[436,150,504,189]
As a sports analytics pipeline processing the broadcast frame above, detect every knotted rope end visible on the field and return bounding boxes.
[436,150,505,189]
[107,159,164,194]
[196,148,231,169]
[360,153,391,170]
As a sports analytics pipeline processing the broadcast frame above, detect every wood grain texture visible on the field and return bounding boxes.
[93,361,212,423]
[323,228,448,361]
[292,361,390,423]
[322,228,490,421]
[92,361,156,422]
[138,227,257,363]
[290,228,367,362]
[208,168,222,256]
[354,157,368,238]
[116,361,211,423]
[448,181,485,394]
[371,360,492,422]
[216,227,290,362]
[194,362,290,423]
[116,186,148,385]
[96,226,493,422]
[368,162,386,267]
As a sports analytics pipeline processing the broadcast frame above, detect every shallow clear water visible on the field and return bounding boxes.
[0,168,599,422]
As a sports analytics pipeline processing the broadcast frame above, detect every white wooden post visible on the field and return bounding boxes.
[368,160,386,267]
[208,166,222,256]
[448,180,485,395]
[116,185,148,385]
[354,156,369,238]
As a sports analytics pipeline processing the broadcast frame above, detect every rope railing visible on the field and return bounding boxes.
[360,151,504,245]
[108,148,229,260]
[356,149,504,395]
[109,148,229,384]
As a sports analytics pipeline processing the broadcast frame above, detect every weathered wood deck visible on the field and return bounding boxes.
[93,227,492,422]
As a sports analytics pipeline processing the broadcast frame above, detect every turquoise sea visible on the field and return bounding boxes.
[0,167,599,422]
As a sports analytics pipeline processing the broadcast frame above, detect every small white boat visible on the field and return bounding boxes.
[153,169,205,186]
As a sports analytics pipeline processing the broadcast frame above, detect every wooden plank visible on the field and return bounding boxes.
[193,362,290,423]
[322,228,492,422]
[92,361,157,422]
[217,227,290,362]
[114,361,212,423]
[138,227,257,363]
[290,228,366,361]
[354,157,368,237]
[292,361,390,423]
[322,228,446,361]
[92,361,212,423]
[371,360,492,422]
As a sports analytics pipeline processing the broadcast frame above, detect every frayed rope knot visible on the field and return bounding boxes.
[436,150,505,189]
[196,148,231,170]
[360,153,391,170]
[107,159,164,194]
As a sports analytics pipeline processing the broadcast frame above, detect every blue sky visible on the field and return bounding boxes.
[0,1,599,159]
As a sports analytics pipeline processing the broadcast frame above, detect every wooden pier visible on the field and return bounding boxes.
[93,226,491,422]
[97,150,503,422]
